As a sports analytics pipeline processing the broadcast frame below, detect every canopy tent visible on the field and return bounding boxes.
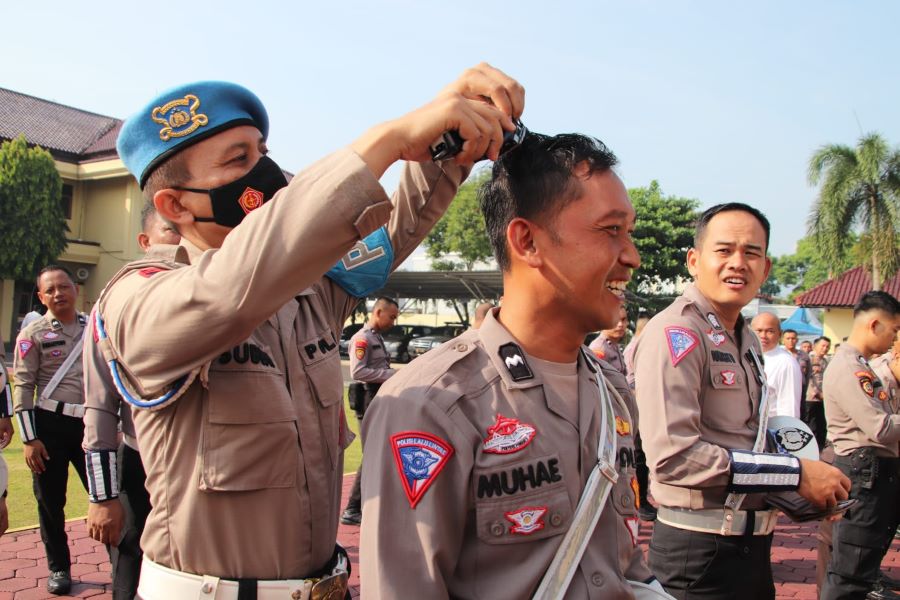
[781,307,823,337]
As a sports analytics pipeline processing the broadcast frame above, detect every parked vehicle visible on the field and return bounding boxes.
[382,325,447,363]
[408,325,467,358]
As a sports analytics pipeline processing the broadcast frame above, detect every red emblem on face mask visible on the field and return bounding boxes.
[238,187,264,214]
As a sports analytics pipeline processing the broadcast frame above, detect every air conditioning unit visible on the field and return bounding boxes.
[74,267,90,282]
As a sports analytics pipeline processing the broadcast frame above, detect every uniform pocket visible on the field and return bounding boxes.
[200,369,298,491]
[700,367,750,431]
[475,487,571,545]
[306,356,344,468]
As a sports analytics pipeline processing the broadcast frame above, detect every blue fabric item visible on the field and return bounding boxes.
[116,81,269,187]
[326,227,394,298]
[780,307,824,336]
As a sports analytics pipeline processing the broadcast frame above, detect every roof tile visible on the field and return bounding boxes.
[795,266,900,307]
[0,87,121,162]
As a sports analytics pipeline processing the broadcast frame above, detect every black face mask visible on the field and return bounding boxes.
[175,155,288,228]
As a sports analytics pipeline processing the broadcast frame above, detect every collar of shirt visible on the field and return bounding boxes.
[682,282,748,334]
[477,308,599,391]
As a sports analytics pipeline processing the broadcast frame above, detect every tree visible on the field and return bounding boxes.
[764,235,856,301]
[628,181,700,294]
[424,169,493,271]
[0,135,67,280]
[808,132,900,290]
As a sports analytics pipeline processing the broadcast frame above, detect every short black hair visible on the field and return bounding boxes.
[814,336,831,345]
[480,132,618,271]
[143,151,191,205]
[36,265,75,289]
[374,297,399,310]
[853,290,900,317]
[140,202,159,233]
[782,328,798,336]
[694,203,771,252]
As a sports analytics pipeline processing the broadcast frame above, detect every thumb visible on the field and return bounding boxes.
[42,447,50,460]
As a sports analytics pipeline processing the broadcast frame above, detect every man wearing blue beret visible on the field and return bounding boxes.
[82,63,524,599]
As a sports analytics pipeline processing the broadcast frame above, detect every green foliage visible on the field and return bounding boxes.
[425,169,493,271]
[766,235,857,301]
[628,181,700,293]
[0,135,67,280]
[808,133,900,289]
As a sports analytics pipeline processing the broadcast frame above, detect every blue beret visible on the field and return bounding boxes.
[116,81,269,188]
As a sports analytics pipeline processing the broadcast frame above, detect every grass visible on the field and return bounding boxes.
[5,390,363,531]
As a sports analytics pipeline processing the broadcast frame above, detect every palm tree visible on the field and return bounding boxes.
[808,133,900,290]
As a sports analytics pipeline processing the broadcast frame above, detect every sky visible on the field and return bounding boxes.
[3,0,899,257]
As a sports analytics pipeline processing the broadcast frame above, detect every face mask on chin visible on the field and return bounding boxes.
[175,155,288,228]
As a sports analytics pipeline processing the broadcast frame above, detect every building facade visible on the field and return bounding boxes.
[0,87,145,348]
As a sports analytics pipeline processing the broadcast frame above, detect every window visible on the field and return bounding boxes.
[61,183,73,219]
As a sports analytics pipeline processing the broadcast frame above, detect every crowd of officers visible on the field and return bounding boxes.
[0,64,896,600]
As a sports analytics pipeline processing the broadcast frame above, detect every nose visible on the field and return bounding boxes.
[620,236,641,270]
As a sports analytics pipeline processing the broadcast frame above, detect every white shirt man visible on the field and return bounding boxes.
[751,312,802,418]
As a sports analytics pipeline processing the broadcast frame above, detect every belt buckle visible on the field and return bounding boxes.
[309,572,348,600]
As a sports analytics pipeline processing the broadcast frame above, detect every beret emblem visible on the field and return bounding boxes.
[151,93,209,141]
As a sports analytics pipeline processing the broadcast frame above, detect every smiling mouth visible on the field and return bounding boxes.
[723,277,747,287]
[606,280,628,298]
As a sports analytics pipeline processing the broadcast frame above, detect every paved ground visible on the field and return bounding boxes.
[0,474,897,599]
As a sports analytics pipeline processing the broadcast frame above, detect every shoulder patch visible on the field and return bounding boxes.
[355,339,367,360]
[483,414,536,454]
[18,340,34,358]
[665,326,699,367]
[615,415,631,436]
[505,506,547,535]
[498,342,534,381]
[855,370,875,397]
[390,431,454,508]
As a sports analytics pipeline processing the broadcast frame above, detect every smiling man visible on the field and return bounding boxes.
[359,133,662,598]
[633,203,850,600]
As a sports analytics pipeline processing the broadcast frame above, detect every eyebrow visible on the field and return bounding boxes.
[713,241,765,251]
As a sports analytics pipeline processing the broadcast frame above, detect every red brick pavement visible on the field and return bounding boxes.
[1,474,896,599]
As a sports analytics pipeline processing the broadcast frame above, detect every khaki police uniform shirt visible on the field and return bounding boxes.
[633,283,768,510]
[360,309,648,599]
[84,149,468,580]
[589,333,625,375]
[806,353,830,403]
[349,325,394,384]
[13,312,87,412]
[824,344,900,458]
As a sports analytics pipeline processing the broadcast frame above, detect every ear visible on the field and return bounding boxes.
[762,255,772,280]
[506,218,542,269]
[686,247,699,278]
[153,189,194,228]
